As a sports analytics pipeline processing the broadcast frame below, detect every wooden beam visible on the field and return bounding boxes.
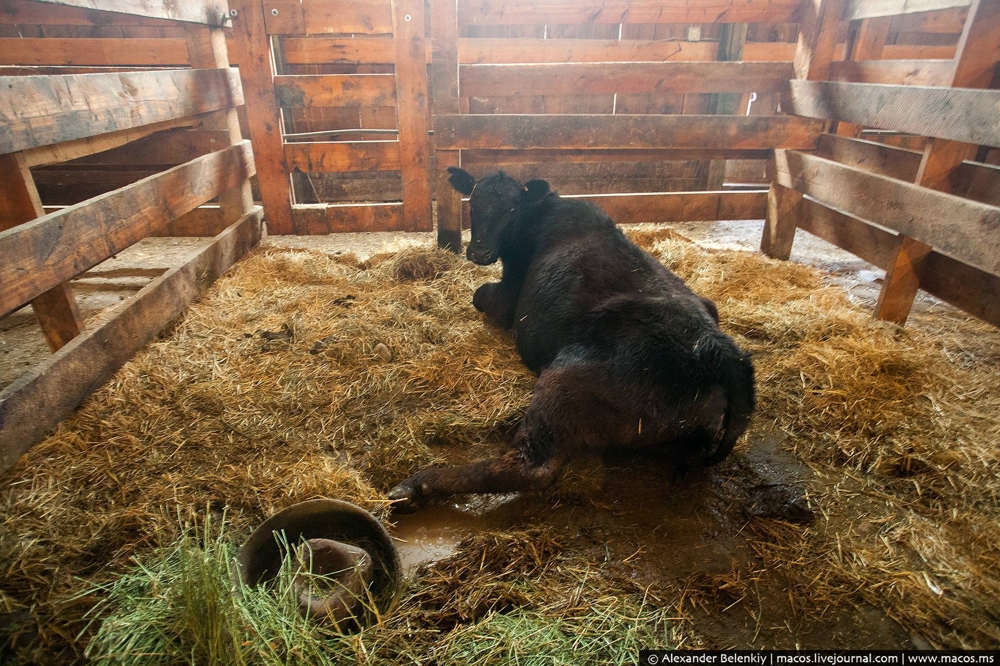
[228,0,294,234]
[10,0,228,24]
[0,0,181,26]
[829,59,954,85]
[432,0,462,251]
[457,0,804,25]
[0,208,263,476]
[264,0,393,34]
[794,0,846,80]
[785,81,1000,148]
[274,74,397,107]
[890,6,968,33]
[285,141,401,172]
[844,0,972,21]
[772,149,1000,275]
[434,115,825,151]
[0,142,255,319]
[0,68,242,155]
[556,191,765,223]
[874,234,934,324]
[760,180,802,260]
[459,62,794,97]
[795,197,1000,328]
[284,36,398,64]
[459,37,719,64]
[290,203,405,233]
[0,37,189,67]
[186,24,255,226]
[815,133,923,180]
[392,0,432,232]
[0,153,83,352]
[461,149,773,166]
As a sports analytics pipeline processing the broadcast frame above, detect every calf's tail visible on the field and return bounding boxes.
[695,331,755,466]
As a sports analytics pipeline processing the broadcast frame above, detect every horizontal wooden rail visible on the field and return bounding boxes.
[264,0,393,34]
[0,208,263,476]
[796,198,1000,328]
[0,68,243,154]
[571,190,766,223]
[285,141,401,172]
[785,81,1000,148]
[274,74,397,107]
[435,115,825,151]
[459,38,719,64]
[0,141,255,318]
[284,35,400,64]
[21,0,228,24]
[843,0,971,21]
[0,37,189,67]
[457,0,804,24]
[774,150,1000,276]
[461,148,774,164]
[459,62,794,96]
[815,134,923,181]
[291,203,406,233]
[828,59,954,86]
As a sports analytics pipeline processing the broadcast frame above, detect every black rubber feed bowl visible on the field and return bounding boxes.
[237,499,401,624]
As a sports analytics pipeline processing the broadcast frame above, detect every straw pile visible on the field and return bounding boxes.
[1,228,998,662]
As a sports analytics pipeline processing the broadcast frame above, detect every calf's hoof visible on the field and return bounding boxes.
[387,478,427,513]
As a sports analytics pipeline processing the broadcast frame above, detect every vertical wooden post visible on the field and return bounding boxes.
[874,0,1000,325]
[228,0,293,234]
[762,0,843,259]
[0,153,83,352]
[706,22,748,190]
[185,24,255,225]
[432,0,462,251]
[835,17,890,137]
[393,0,433,232]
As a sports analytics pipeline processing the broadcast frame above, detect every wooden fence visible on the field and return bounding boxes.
[0,0,262,475]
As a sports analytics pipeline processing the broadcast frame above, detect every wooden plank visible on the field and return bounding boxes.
[434,115,825,151]
[829,59,954,85]
[561,191,765,223]
[459,62,794,96]
[0,37,190,67]
[432,0,462,251]
[844,0,971,21]
[283,35,432,64]
[228,0,294,234]
[274,74,397,107]
[0,208,263,476]
[794,0,847,80]
[265,0,393,34]
[890,6,968,33]
[815,133,923,180]
[796,197,1000,327]
[290,203,405,233]
[785,81,1000,148]
[459,38,719,64]
[186,24,255,226]
[392,0,432,232]
[761,181,803,260]
[950,160,1000,206]
[881,44,957,58]
[0,153,83,352]
[457,0,804,25]
[0,141,255,319]
[151,206,228,237]
[9,0,227,24]
[285,141,401,172]
[462,148,773,165]
[21,116,210,169]
[875,234,933,323]
[0,0,181,26]
[773,149,1000,275]
[0,68,243,155]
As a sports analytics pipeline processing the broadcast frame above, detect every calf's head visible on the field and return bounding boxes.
[447,167,549,265]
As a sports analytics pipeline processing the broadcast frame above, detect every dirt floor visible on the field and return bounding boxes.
[1,220,998,661]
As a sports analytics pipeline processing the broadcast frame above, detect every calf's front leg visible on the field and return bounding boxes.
[388,450,565,512]
[473,282,518,329]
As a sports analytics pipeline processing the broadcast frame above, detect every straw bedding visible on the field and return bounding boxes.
[1,228,998,661]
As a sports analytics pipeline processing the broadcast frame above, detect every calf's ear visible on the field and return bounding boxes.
[522,179,550,205]
[447,167,476,195]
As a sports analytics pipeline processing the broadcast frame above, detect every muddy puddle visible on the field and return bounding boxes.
[388,429,917,648]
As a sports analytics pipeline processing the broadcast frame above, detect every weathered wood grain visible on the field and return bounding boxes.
[459,62,794,96]
[829,59,954,85]
[435,115,825,150]
[0,208,263,476]
[0,142,255,318]
[773,149,1000,275]
[285,141,401,172]
[844,0,971,21]
[274,74,397,107]
[785,81,1000,147]
[815,134,923,180]
[457,0,803,24]
[0,68,242,155]
[13,0,227,24]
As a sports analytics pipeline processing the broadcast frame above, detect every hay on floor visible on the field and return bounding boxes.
[1,228,998,661]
